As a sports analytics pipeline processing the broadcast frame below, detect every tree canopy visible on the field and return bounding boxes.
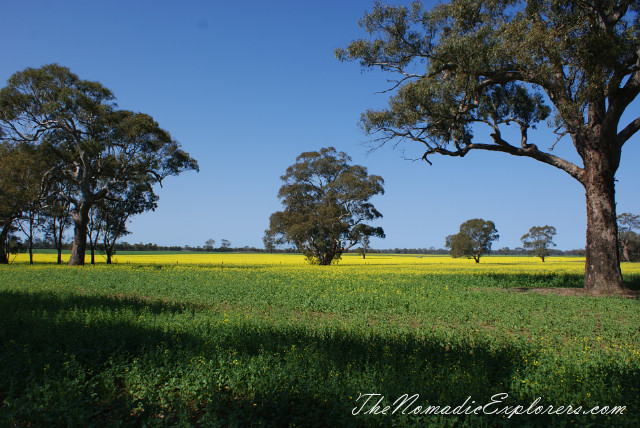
[267,147,385,265]
[0,64,198,265]
[0,143,49,264]
[446,218,498,263]
[337,0,640,293]
[521,225,557,262]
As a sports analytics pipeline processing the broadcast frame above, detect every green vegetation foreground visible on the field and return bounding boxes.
[1,264,639,426]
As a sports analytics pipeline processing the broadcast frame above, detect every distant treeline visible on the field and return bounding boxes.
[23,240,588,256]
[372,247,587,256]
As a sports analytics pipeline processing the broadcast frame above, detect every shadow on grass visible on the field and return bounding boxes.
[475,272,640,291]
[0,290,637,427]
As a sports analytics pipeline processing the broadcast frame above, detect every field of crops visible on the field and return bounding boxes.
[1,254,639,426]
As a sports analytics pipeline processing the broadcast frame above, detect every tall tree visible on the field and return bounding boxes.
[97,181,158,264]
[262,231,277,253]
[267,147,385,265]
[204,239,216,251]
[17,208,42,265]
[0,143,49,264]
[337,1,640,294]
[521,225,557,262]
[352,223,384,259]
[617,213,640,262]
[87,205,104,265]
[446,218,499,263]
[42,186,72,265]
[0,64,198,265]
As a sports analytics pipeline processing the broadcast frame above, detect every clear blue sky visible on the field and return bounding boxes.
[1,0,638,250]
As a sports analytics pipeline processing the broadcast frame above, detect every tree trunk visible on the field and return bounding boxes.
[319,251,335,265]
[106,249,112,264]
[29,211,34,265]
[69,204,90,266]
[582,156,625,294]
[621,240,630,263]
[55,222,63,264]
[0,224,9,264]
[27,214,34,265]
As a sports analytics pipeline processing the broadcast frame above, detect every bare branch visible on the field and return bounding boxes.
[422,139,583,182]
[618,116,640,148]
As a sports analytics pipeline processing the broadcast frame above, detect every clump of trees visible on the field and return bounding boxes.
[446,219,499,263]
[521,226,557,262]
[0,143,49,264]
[337,0,640,294]
[266,147,385,265]
[0,64,198,265]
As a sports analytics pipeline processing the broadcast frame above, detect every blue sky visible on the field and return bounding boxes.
[1,0,638,250]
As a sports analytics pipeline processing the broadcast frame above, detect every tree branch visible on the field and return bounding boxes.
[422,139,583,182]
[618,116,640,148]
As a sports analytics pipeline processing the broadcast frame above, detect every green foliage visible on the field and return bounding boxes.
[521,225,557,262]
[0,264,639,426]
[336,0,640,170]
[0,64,199,265]
[446,218,499,263]
[95,180,159,263]
[0,143,49,264]
[337,0,640,292]
[267,147,385,265]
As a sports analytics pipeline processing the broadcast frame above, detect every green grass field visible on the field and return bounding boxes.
[1,257,639,426]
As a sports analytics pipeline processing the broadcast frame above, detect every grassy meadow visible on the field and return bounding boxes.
[1,253,639,426]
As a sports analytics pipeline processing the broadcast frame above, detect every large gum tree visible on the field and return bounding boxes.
[267,148,385,265]
[0,64,198,265]
[337,0,640,294]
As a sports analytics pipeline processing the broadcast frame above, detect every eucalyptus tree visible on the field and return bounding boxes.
[337,1,640,293]
[263,231,277,253]
[352,224,384,259]
[0,64,198,265]
[521,225,557,262]
[0,142,49,264]
[446,218,499,263]
[97,180,158,264]
[267,147,384,265]
[204,239,216,251]
[42,185,73,264]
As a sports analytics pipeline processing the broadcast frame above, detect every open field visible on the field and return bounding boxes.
[1,255,639,426]
[11,251,640,273]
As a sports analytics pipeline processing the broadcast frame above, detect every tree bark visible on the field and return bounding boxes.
[27,213,34,265]
[582,154,625,294]
[0,223,9,264]
[55,221,63,264]
[620,240,630,263]
[69,203,90,266]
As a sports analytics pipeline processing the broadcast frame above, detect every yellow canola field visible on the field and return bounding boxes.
[10,252,640,275]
